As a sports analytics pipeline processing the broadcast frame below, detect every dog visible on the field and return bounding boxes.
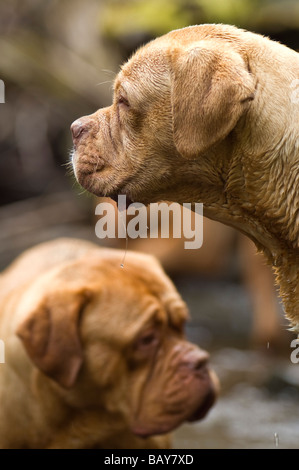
[94,198,283,348]
[71,24,299,333]
[0,238,217,449]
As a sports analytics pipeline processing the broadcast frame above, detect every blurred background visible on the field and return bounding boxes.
[1,0,299,449]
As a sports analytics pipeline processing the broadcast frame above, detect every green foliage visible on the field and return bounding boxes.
[100,0,192,37]
[100,0,299,39]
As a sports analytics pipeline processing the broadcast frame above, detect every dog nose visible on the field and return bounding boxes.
[71,119,87,144]
[193,350,209,370]
[182,348,209,371]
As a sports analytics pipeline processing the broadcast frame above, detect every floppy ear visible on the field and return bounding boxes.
[170,43,256,159]
[16,288,92,388]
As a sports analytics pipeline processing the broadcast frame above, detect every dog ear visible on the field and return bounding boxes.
[170,43,256,159]
[16,288,92,388]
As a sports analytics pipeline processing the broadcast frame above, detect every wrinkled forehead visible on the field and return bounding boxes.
[82,263,189,346]
[101,261,189,327]
[114,44,171,101]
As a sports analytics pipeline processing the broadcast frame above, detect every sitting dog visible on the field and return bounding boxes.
[71,24,299,333]
[0,238,217,449]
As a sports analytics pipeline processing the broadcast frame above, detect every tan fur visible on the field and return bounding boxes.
[72,24,299,332]
[0,238,217,449]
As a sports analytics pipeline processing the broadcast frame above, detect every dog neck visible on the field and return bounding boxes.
[200,201,299,334]
[160,135,299,332]
[274,256,299,333]
[200,142,299,333]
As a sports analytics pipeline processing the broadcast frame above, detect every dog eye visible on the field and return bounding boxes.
[136,330,159,351]
[118,96,130,108]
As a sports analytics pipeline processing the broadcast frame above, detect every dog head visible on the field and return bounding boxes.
[71,24,255,207]
[16,250,218,437]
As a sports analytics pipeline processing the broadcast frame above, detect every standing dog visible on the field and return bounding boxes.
[0,238,217,449]
[72,24,299,332]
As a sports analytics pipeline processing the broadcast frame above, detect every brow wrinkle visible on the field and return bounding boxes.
[107,113,118,153]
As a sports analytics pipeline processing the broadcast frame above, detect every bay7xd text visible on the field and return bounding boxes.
[104,454,194,466]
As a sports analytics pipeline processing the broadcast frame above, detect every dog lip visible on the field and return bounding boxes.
[131,427,153,439]
[131,380,216,438]
[131,422,172,439]
[131,394,213,437]
[187,389,216,422]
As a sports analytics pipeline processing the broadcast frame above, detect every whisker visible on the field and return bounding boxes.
[101,69,117,77]
[62,160,73,168]
[96,80,114,87]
